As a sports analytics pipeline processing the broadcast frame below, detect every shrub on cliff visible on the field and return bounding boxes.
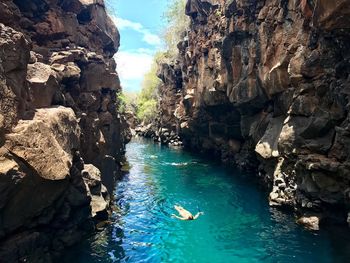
[161,0,189,62]
[117,91,138,114]
[136,59,160,124]
[137,99,157,124]
[136,0,188,124]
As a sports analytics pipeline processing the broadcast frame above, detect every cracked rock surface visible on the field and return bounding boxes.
[0,0,130,261]
[157,0,350,227]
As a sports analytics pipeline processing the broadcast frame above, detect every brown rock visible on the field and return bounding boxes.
[255,117,284,159]
[0,149,68,234]
[313,0,350,30]
[296,216,320,231]
[50,49,87,65]
[263,60,290,97]
[34,10,66,37]
[51,62,81,81]
[27,62,59,108]
[82,164,102,190]
[81,164,109,217]
[0,24,29,73]
[5,107,80,180]
[80,62,120,91]
[156,0,350,226]
[0,23,30,130]
[0,0,128,260]
[90,194,108,218]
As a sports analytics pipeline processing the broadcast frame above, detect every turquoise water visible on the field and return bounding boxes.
[63,138,350,262]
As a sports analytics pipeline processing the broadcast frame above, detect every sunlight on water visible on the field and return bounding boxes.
[62,138,350,263]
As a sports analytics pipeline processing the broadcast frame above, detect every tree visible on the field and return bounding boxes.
[136,0,189,123]
[161,0,190,62]
[136,58,160,124]
[117,91,138,114]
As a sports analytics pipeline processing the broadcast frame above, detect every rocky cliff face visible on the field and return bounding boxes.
[0,0,130,261]
[158,0,350,227]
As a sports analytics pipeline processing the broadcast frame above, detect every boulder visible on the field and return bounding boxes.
[34,10,66,37]
[0,76,18,134]
[82,164,102,193]
[5,107,80,180]
[0,148,69,234]
[0,23,29,74]
[80,62,120,91]
[77,92,100,111]
[0,0,128,260]
[90,194,108,218]
[27,62,59,108]
[227,75,267,111]
[50,49,87,65]
[296,216,320,231]
[51,62,81,81]
[263,60,290,97]
[81,164,109,218]
[255,117,284,159]
[0,23,30,130]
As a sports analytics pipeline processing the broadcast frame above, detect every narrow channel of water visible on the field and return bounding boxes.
[63,138,350,262]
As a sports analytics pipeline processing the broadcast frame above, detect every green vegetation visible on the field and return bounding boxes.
[136,59,160,124]
[129,0,189,124]
[161,0,190,62]
[117,91,137,114]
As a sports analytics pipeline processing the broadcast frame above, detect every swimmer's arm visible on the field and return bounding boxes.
[193,212,204,220]
[171,214,187,220]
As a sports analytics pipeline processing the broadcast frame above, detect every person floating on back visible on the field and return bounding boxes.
[171,205,204,221]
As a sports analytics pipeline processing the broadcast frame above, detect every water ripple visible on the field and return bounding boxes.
[62,139,350,263]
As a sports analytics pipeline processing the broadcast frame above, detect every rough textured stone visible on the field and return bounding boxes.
[0,23,30,132]
[0,0,129,261]
[80,62,120,92]
[313,0,350,30]
[297,216,320,231]
[27,62,59,108]
[81,164,109,218]
[5,107,80,180]
[255,117,284,159]
[156,0,350,226]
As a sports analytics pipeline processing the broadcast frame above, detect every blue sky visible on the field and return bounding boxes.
[109,0,169,92]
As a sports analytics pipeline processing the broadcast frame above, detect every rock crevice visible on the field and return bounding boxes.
[0,0,130,261]
[157,0,350,228]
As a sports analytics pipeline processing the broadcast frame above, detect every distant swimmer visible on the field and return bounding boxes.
[171,205,204,221]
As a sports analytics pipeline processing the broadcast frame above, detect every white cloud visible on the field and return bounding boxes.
[114,49,154,91]
[115,50,153,79]
[115,17,143,31]
[136,48,154,55]
[112,17,161,47]
[142,32,161,46]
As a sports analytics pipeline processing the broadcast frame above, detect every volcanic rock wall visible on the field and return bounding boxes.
[0,0,130,261]
[158,0,350,227]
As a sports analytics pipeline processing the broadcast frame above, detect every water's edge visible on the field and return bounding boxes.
[61,138,350,262]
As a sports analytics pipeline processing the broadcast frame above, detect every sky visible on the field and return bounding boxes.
[109,0,169,92]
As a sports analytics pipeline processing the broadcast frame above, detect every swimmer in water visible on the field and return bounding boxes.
[171,205,204,220]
